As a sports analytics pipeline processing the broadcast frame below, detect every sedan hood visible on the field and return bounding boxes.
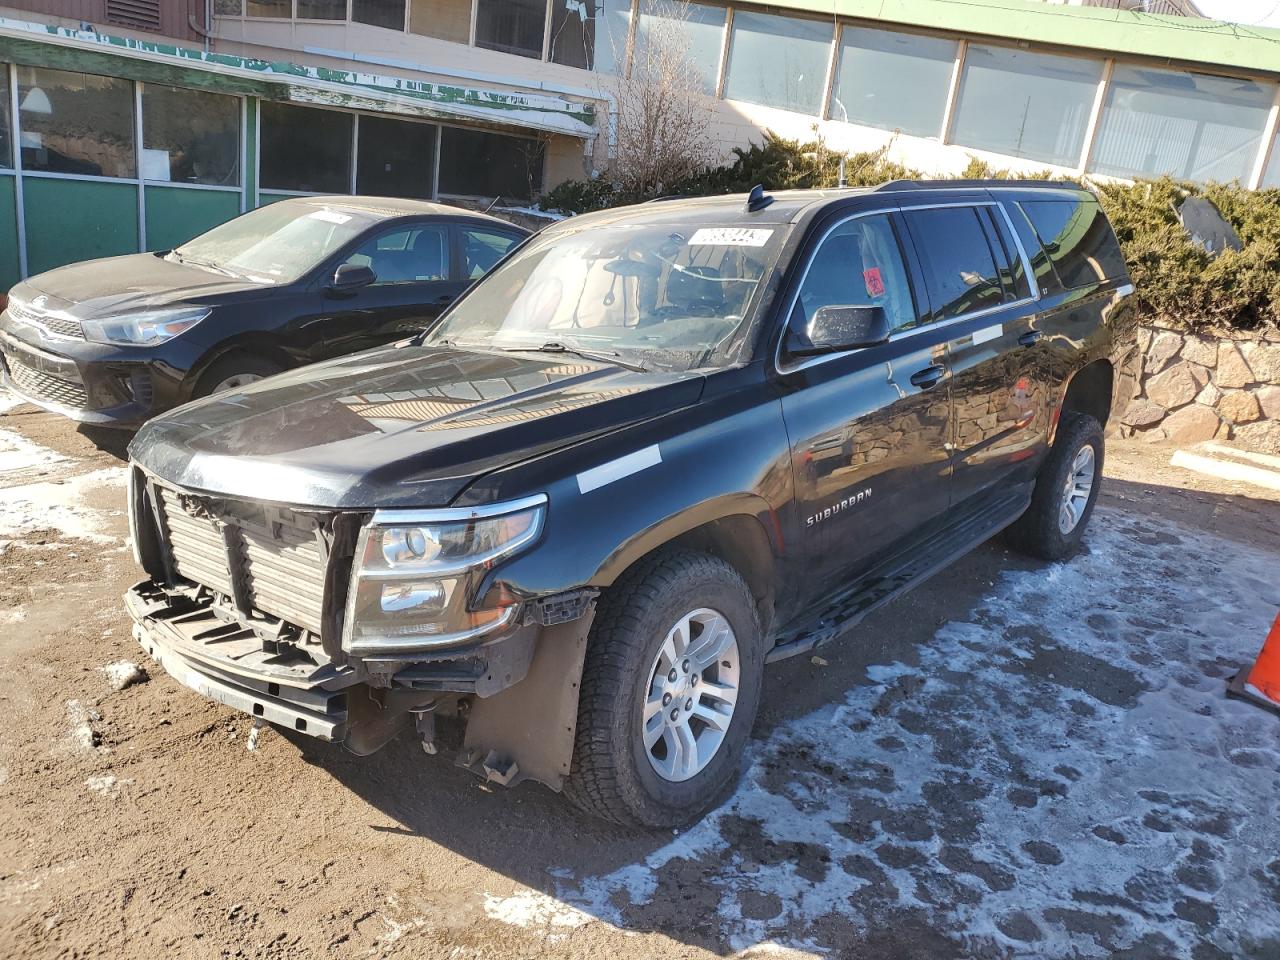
[130,344,704,509]
[14,253,267,318]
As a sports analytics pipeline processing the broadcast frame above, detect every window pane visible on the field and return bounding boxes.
[355,115,436,199]
[409,0,471,42]
[1092,66,1274,184]
[952,45,1102,167]
[246,0,290,16]
[831,28,955,138]
[141,84,239,186]
[0,65,10,169]
[476,0,546,59]
[1018,199,1126,289]
[353,0,405,29]
[724,12,832,116]
[789,215,916,345]
[550,0,632,72]
[904,207,1004,322]
[984,207,1030,301]
[461,227,520,278]
[1006,201,1061,294]
[213,0,242,14]
[17,67,135,178]
[1264,138,1280,189]
[438,127,544,200]
[299,0,346,18]
[345,225,449,282]
[633,1,724,94]
[260,102,352,193]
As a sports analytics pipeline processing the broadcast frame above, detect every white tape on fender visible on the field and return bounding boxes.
[577,445,662,494]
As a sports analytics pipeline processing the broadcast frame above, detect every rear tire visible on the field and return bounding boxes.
[194,354,282,398]
[565,549,763,828]
[1005,413,1104,561]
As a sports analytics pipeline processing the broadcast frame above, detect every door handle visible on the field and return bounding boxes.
[1018,330,1043,347]
[910,365,945,389]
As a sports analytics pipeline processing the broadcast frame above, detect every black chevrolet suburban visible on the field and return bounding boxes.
[124,181,1133,827]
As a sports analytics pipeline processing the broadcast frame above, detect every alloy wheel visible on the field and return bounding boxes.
[641,607,741,783]
[1059,444,1096,534]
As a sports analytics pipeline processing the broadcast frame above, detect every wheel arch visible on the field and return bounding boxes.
[182,336,296,401]
[1054,358,1114,442]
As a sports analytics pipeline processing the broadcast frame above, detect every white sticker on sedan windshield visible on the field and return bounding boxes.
[309,209,352,224]
[688,228,774,247]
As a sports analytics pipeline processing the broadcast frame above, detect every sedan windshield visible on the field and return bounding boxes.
[424,219,787,372]
[169,201,379,284]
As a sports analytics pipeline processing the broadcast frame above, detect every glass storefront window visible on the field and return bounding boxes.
[0,65,11,169]
[409,0,471,42]
[353,0,405,29]
[213,0,243,14]
[951,45,1102,167]
[17,66,135,178]
[476,0,546,59]
[550,0,632,73]
[260,102,353,193]
[632,1,725,94]
[141,84,240,186]
[438,127,544,201]
[299,0,347,18]
[1092,65,1275,184]
[246,0,290,16]
[1262,137,1280,189]
[723,11,833,116]
[356,115,436,199]
[831,27,956,138]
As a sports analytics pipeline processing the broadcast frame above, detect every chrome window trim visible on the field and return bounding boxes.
[774,199,1041,375]
[370,493,548,526]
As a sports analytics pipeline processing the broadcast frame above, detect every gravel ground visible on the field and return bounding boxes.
[0,394,1278,960]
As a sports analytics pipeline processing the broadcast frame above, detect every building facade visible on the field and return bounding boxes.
[0,0,1278,292]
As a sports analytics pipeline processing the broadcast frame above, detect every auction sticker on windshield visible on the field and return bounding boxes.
[309,209,352,225]
[688,228,774,247]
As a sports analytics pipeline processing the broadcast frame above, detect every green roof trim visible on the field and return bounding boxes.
[768,0,1280,77]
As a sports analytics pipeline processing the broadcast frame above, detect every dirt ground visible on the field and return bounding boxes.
[1,396,1278,960]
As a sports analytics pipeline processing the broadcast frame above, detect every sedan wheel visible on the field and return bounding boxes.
[211,372,265,394]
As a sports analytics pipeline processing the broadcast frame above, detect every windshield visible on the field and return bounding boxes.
[424,219,787,371]
[170,201,379,284]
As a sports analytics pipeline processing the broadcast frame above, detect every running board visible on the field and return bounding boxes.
[766,489,1031,663]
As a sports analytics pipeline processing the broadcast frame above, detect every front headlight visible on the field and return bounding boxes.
[81,307,209,346]
[342,495,546,655]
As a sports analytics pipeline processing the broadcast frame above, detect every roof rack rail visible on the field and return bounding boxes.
[645,194,690,203]
[870,178,1083,191]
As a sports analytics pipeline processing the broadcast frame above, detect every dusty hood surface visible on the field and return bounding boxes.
[13,253,269,318]
[130,343,703,508]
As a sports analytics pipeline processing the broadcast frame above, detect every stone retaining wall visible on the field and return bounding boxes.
[1114,326,1280,453]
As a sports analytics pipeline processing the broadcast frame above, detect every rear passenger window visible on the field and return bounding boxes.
[789,214,917,345]
[1007,202,1061,294]
[903,207,1004,322]
[1018,199,1127,289]
[982,207,1032,302]
[462,228,521,279]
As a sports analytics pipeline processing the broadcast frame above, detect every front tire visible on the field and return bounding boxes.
[194,354,282,398]
[565,550,763,828]
[1005,413,1104,561]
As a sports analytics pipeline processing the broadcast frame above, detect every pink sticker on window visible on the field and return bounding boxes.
[864,267,885,297]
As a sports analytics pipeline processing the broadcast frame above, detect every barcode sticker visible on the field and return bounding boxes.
[309,209,352,224]
[688,228,774,247]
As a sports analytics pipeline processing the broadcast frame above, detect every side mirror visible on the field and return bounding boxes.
[789,304,891,357]
[329,262,376,294]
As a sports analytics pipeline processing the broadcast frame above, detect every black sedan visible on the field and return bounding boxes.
[0,196,530,428]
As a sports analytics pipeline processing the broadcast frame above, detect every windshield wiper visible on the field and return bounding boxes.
[500,341,647,373]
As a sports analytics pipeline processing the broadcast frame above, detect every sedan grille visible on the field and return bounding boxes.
[6,353,89,408]
[7,302,84,340]
[157,487,332,637]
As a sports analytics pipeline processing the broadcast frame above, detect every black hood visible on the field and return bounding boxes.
[15,253,268,317]
[129,344,704,509]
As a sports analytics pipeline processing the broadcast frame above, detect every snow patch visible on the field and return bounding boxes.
[100,660,147,692]
[64,699,102,752]
[0,466,128,542]
[482,889,594,931]
[0,427,68,477]
[85,773,131,797]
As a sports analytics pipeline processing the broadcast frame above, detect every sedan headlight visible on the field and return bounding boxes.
[81,307,209,346]
[342,495,546,655]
